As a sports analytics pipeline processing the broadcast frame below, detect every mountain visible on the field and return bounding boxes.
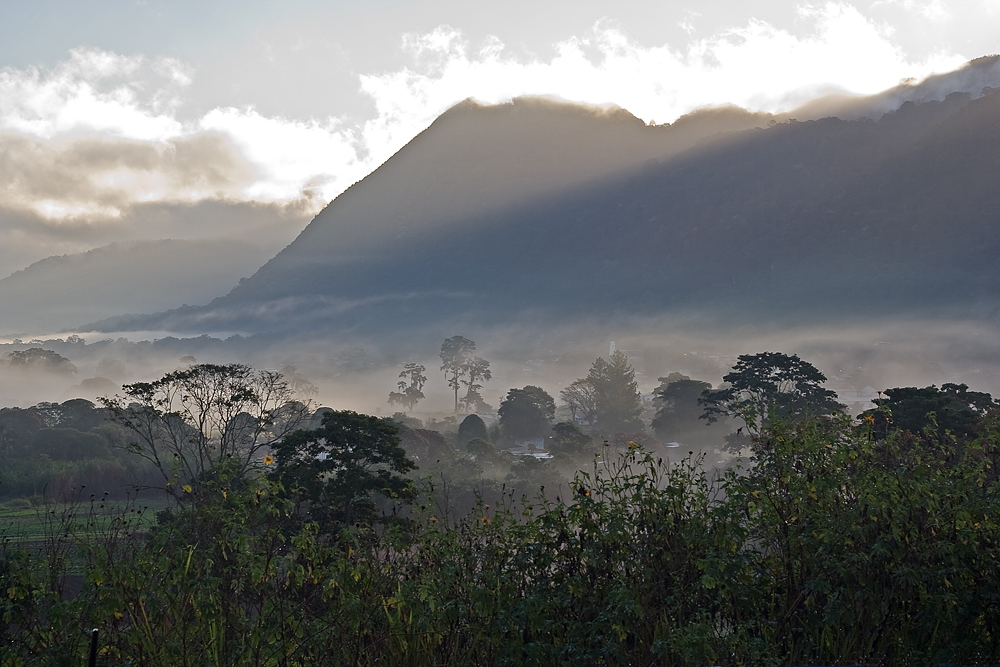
[0,239,273,334]
[82,60,1000,339]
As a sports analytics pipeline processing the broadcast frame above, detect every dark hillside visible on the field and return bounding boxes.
[83,87,1000,336]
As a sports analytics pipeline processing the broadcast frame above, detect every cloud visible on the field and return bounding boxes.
[0,6,975,277]
[871,0,953,21]
[0,48,188,140]
[0,46,367,251]
[358,3,967,149]
[198,108,368,202]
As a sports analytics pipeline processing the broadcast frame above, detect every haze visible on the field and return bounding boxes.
[1,0,998,416]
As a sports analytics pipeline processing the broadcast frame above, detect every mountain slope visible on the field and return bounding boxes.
[83,76,1000,337]
[0,239,273,334]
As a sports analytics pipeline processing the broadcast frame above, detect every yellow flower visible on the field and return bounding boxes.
[262,455,275,466]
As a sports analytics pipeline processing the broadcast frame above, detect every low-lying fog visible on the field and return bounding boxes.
[3,314,997,423]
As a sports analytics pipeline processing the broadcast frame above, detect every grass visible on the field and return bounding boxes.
[0,494,173,545]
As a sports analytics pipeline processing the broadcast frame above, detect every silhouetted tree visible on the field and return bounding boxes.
[498,386,555,444]
[101,363,311,494]
[560,378,598,426]
[440,336,476,414]
[700,352,843,434]
[651,377,713,439]
[388,363,428,412]
[271,410,416,531]
[457,414,489,446]
[549,421,593,457]
[862,383,996,444]
[2,348,77,376]
[460,356,493,413]
[587,351,643,435]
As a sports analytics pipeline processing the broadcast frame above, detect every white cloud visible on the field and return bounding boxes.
[199,108,367,202]
[357,3,967,159]
[0,6,975,236]
[871,0,953,21]
[0,48,187,140]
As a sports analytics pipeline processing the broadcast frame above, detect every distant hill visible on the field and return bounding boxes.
[0,239,273,334]
[82,59,1000,338]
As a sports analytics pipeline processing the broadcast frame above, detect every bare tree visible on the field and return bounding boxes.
[560,378,598,426]
[101,363,311,496]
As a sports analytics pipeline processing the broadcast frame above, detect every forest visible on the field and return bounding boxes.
[2,344,999,666]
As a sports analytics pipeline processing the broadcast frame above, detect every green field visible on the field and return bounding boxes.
[0,495,173,545]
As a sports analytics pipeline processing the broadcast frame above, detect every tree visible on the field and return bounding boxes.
[388,363,428,412]
[862,383,996,443]
[586,351,643,435]
[700,352,843,434]
[457,414,489,446]
[460,356,493,413]
[440,336,475,414]
[2,348,77,376]
[440,336,491,414]
[101,363,311,494]
[549,421,593,457]
[560,378,598,426]
[498,386,555,443]
[270,410,416,530]
[651,377,713,439]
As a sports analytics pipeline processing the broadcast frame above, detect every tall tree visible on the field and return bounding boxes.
[101,363,311,494]
[460,355,492,413]
[440,336,476,414]
[587,351,643,436]
[560,378,598,426]
[498,386,556,444]
[700,352,843,434]
[388,362,428,412]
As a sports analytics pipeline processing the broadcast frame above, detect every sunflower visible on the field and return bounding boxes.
[262,454,275,466]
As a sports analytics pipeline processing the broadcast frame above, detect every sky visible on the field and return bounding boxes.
[0,0,997,277]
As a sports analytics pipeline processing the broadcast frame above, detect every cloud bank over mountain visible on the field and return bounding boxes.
[0,4,974,277]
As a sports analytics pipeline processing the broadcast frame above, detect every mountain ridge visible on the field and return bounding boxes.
[77,60,1000,337]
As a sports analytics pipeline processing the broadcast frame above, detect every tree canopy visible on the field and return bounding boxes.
[651,377,713,439]
[700,352,843,433]
[457,413,489,446]
[270,410,416,530]
[388,362,427,412]
[439,336,491,414]
[586,351,643,436]
[498,386,555,443]
[862,383,997,443]
[101,363,311,494]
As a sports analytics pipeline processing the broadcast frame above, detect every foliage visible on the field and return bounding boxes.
[457,413,489,446]
[498,385,556,443]
[439,336,492,414]
[1,348,77,376]
[101,363,311,495]
[387,362,427,412]
[651,377,713,438]
[560,377,598,426]
[862,382,998,443]
[700,351,843,436]
[460,355,493,413]
[549,420,593,457]
[586,350,644,436]
[4,409,1000,666]
[270,410,417,531]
